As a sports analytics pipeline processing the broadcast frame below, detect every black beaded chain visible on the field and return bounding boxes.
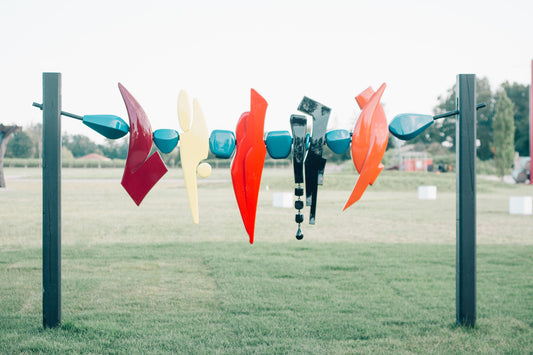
[294,186,304,240]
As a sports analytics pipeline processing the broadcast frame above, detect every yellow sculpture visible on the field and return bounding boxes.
[178,90,211,224]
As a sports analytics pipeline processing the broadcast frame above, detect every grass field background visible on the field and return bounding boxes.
[1,166,532,353]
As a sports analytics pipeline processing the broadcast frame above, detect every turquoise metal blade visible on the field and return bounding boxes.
[83,115,129,139]
[265,130,292,159]
[388,113,434,141]
[209,130,236,159]
[325,129,351,154]
[153,129,179,154]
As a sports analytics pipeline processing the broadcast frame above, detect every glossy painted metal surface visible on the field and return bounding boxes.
[83,114,129,139]
[265,130,292,159]
[290,115,307,184]
[178,90,211,224]
[197,162,212,178]
[153,129,179,153]
[209,129,236,158]
[118,83,168,206]
[298,97,331,225]
[325,129,351,154]
[388,113,434,141]
[344,83,388,210]
[231,89,268,244]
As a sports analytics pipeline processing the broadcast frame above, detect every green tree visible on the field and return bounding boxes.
[475,78,495,160]
[98,138,129,159]
[492,90,515,179]
[62,134,102,158]
[501,81,530,156]
[24,123,42,159]
[160,147,180,167]
[431,77,495,160]
[0,124,21,188]
[62,146,74,160]
[430,85,456,149]
[6,130,34,158]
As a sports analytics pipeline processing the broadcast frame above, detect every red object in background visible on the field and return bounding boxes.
[403,158,433,172]
[344,83,388,210]
[231,89,268,244]
[118,83,168,205]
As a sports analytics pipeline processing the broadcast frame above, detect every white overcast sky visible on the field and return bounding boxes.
[1,0,532,143]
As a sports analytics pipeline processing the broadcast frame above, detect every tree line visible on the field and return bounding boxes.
[5,125,130,160]
[407,78,528,157]
[405,78,528,177]
[4,125,185,166]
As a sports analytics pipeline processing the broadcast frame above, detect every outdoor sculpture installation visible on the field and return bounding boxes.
[33,82,391,243]
[34,72,489,329]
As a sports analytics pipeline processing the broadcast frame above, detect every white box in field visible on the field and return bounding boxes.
[509,196,532,215]
[418,185,437,200]
[273,192,293,208]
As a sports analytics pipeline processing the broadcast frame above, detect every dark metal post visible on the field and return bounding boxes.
[42,72,62,328]
[456,74,476,327]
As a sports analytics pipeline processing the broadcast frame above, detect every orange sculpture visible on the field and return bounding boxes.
[344,83,388,210]
[231,89,268,244]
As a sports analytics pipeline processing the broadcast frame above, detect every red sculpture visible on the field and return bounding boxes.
[118,83,168,205]
[344,83,388,210]
[231,89,268,244]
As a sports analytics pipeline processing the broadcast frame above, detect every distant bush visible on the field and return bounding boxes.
[204,159,229,169]
[432,154,498,175]
[476,158,497,175]
[432,154,455,168]
[5,131,34,158]
[62,159,126,168]
[203,158,290,170]
[3,158,126,168]
[3,158,41,168]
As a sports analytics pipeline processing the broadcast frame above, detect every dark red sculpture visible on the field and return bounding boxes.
[118,83,168,206]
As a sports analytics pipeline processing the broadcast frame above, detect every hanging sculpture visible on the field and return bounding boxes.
[36,72,490,330]
[177,90,212,224]
[298,97,331,225]
[118,83,168,206]
[344,84,388,210]
[33,82,391,243]
[230,89,268,244]
[289,115,307,240]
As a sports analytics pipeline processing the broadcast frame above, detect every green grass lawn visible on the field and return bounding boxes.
[1,167,532,353]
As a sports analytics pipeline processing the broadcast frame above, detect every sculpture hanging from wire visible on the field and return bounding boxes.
[34,82,391,243]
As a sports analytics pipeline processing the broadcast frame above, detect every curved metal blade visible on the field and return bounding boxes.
[388,113,434,141]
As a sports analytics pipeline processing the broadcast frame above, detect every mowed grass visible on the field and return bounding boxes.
[1,166,532,353]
